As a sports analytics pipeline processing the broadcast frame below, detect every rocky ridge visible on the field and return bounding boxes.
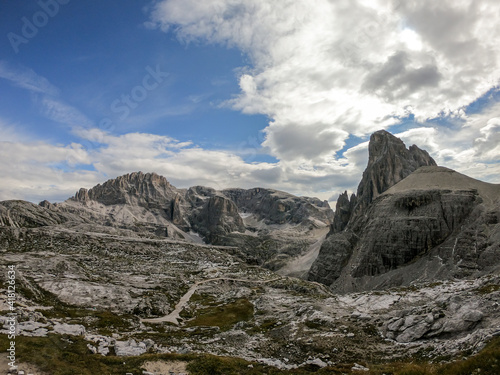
[309,131,500,293]
[0,171,333,273]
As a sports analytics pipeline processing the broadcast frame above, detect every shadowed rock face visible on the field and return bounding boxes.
[329,130,436,236]
[349,187,479,278]
[309,132,500,292]
[223,188,332,225]
[331,191,357,233]
[190,195,245,243]
[355,130,436,212]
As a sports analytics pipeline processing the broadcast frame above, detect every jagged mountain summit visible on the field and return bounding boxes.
[1,171,333,273]
[331,129,437,233]
[309,130,500,292]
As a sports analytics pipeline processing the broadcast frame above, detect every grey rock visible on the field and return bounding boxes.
[52,323,86,336]
[0,200,75,228]
[396,320,429,343]
[355,130,436,213]
[114,339,148,356]
[461,309,484,323]
[309,130,500,292]
[331,191,357,233]
[190,194,245,243]
[223,187,333,226]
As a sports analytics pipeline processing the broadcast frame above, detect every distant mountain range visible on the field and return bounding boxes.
[1,130,500,373]
[2,129,499,289]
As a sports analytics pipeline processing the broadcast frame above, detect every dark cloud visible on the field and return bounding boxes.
[263,122,346,162]
[362,51,442,101]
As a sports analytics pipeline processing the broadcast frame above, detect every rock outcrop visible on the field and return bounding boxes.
[0,200,76,228]
[309,132,500,292]
[73,171,180,209]
[0,171,333,272]
[331,191,357,233]
[355,130,436,212]
[329,130,436,235]
[190,194,246,243]
[223,188,333,226]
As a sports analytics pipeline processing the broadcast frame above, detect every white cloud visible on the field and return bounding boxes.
[0,119,30,143]
[0,125,366,205]
[149,0,500,173]
[40,97,94,128]
[395,100,500,182]
[0,62,93,129]
[0,61,59,96]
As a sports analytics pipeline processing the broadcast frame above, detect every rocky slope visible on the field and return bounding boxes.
[309,132,500,293]
[1,222,499,371]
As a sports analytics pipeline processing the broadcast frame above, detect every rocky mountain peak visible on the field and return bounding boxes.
[356,130,436,211]
[329,130,436,235]
[309,130,500,292]
[72,171,178,207]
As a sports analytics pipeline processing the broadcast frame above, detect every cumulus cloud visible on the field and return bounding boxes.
[396,99,500,182]
[149,0,500,170]
[0,123,366,204]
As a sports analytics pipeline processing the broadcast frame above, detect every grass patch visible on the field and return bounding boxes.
[185,298,253,331]
[247,317,282,333]
[368,337,500,375]
[437,336,500,375]
[1,334,500,375]
[0,334,145,375]
[477,284,500,295]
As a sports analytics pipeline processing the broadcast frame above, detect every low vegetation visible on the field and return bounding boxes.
[2,334,498,375]
[185,298,254,330]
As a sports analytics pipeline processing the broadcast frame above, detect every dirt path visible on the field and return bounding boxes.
[141,276,282,325]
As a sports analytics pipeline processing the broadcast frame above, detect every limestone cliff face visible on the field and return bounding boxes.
[349,185,478,278]
[56,172,333,265]
[309,164,500,292]
[190,195,245,243]
[308,131,500,292]
[329,130,436,235]
[223,188,333,226]
[0,200,77,228]
[355,130,436,213]
[74,172,179,209]
[331,191,357,233]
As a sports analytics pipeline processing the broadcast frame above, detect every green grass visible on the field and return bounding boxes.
[367,337,500,375]
[476,284,500,295]
[185,298,254,330]
[1,334,499,375]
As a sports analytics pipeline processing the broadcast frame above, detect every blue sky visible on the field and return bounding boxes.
[1,0,499,203]
[0,1,269,153]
